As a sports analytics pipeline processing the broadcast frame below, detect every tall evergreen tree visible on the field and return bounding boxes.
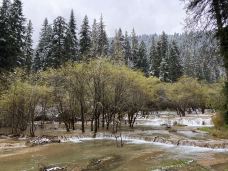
[47,16,67,68]
[157,31,168,79]
[33,51,42,72]
[168,41,182,82]
[159,55,169,82]
[24,20,33,72]
[9,0,26,67]
[90,19,98,57]
[65,10,78,61]
[131,28,139,67]
[136,41,149,74]
[97,15,108,56]
[33,18,52,71]
[149,37,160,77]
[0,0,12,71]
[79,15,91,59]
[123,31,131,66]
[112,28,125,63]
[109,39,114,56]
[157,31,168,60]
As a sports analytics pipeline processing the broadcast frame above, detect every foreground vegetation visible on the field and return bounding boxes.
[0,59,226,137]
[199,125,228,139]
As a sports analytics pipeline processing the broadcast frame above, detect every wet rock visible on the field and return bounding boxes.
[83,155,122,171]
[30,137,50,145]
[39,165,66,171]
[8,134,20,138]
[28,136,60,146]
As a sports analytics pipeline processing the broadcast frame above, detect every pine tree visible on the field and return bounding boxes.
[79,15,91,59]
[157,31,168,60]
[131,28,139,67]
[24,20,33,72]
[9,0,26,67]
[97,15,108,56]
[65,10,78,61]
[109,39,114,56]
[47,16,68,68]
[159,56,169,82]
[33,53,42,72]
[90,19,98,57]
[157,31,169,79]
[33,18,52,71]
[168,40,182,82]
[136,41,149,74]
[123,31,131,66]
[149,37,160,77]
[118,28,125,47]
[0,0,12,71]
[112,28,125,63]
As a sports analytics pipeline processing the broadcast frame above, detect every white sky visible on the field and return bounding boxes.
[0,0,187,45]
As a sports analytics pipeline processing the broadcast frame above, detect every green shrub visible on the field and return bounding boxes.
[212,113,225,128]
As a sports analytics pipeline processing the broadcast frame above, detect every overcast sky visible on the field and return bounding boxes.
[1,0,187,45]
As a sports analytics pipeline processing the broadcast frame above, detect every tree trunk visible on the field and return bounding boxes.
[80,101,85,133]
[91,118,94,131]
[102,111,105,128]
[71,118,75,130]
[112,114,116,133]
[64,122,70,132]
[30,115,35,137]
[94,117,98,133]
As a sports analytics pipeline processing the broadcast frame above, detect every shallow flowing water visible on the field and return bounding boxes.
[0,114,227,171]
[0,138,228,171]
[136,115,213,127]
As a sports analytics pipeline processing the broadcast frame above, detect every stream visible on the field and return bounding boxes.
[0,114,228,171]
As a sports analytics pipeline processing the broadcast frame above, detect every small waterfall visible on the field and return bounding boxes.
[138,116,213,127]
[61,132,228,151]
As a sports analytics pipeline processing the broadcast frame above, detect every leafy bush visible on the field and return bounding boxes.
[212,113,225,128]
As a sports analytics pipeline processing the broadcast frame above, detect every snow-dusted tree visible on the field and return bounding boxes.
[168,40,182,82]
[0,0,13,71]
[112,28,125,63]
[123,31,131,66]
[149,36,160,77]
[90,19,98,57]
[33,18,52,71]
[9,0,26,67]
[159,56,169,82]
[131,28,139,67]
[108,39,114,56]
[65,10,78,61]
[97,15,108,56]
[33,53,42,72]
[136,41,149,74]
[179,31,224,82]
[47,16,68,68]
[157,32,168,60]
[24,20,33,72]
[157,32,168,79]
[79,15,91,59]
